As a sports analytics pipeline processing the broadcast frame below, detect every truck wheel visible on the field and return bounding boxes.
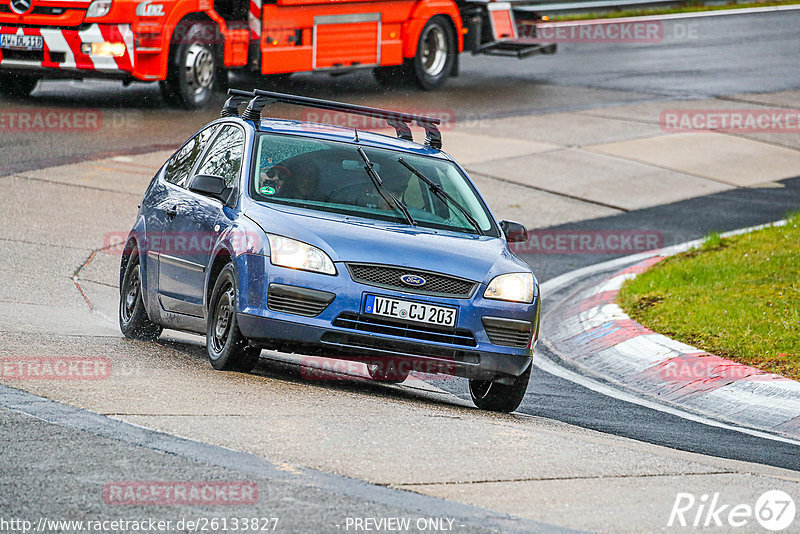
[0,73,39,97]
[411,16,456,90]
[163,22,218,109]
[207,264,260,372]
[469,364,531,412]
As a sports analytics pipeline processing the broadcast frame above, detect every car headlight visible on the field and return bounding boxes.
[267,234,336,275]
[484,273,534,303]
[86,0,113,18]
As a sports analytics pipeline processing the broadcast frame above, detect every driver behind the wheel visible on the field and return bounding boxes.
[280,159,321,201]
[257,165,291,196]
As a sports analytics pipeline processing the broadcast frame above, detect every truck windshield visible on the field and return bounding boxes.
[251,133,495,236]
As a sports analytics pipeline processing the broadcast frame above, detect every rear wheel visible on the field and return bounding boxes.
[0,73,39,97]
[163,22,218,109]
[469,364,531,412]
[207,264,260,372]
[119,249,163,341]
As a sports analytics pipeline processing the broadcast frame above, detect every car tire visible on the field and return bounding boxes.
[163,22,218,109]
[119,249,163,341]
[207,264,260,372]
[0,73,39,97]
[410,16,456,90]
[469,363,531,412]
[366,361,410,383]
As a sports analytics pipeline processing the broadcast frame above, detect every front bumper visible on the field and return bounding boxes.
[235,254,539,382]
[0,24,138,79]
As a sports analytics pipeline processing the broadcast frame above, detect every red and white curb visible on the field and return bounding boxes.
[539,221,800,442]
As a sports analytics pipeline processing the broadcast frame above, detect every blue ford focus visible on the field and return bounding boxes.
[119,90,540,412]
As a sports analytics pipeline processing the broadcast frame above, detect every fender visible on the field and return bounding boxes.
[121,214,160,321]
[403,0,463,59]
[208,220,269,312]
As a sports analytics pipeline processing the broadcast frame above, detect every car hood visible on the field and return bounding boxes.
[243,200,531,284]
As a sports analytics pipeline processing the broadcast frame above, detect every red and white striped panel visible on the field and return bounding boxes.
[248,0,262,39]
[0,24,134,73]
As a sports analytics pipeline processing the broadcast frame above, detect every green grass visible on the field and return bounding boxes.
[616,212,800,380]
[552,0,800,21]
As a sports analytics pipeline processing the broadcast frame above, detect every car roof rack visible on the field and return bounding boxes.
[221,88,443,150]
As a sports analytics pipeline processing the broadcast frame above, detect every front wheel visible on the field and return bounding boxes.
[162,22,218,109]
[469,364,531,412]
[0,73,39,98]
[207,264,260,372]
[411,16,456,90]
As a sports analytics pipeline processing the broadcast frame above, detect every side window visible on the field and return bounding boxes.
[196,125,245,188]
[164,125,218,187]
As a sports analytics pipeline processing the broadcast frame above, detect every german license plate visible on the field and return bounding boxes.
[0,34,44,51]
[365,295,456,327]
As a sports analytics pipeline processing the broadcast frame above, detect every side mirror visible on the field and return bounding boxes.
[499,220,528,243]
[188,174,228,201]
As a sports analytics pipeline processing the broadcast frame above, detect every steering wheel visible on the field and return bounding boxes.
[325,182,377,205]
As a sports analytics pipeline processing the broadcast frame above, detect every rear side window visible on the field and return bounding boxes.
[196,125,245,187]
[164,125,218,187]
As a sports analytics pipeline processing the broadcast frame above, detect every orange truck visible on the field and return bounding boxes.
[0,0,554,108]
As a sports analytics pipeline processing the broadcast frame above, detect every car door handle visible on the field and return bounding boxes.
[166,205,178,219]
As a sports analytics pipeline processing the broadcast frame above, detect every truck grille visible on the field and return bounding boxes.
[333,312,476,347]
[0,5,80,15]
[347,263,476,298]
[1,49,44,61]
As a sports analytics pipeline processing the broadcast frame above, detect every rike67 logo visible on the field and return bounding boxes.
[668,490,796,531]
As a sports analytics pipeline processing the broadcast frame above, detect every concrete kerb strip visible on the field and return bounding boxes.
[538,220,800,443]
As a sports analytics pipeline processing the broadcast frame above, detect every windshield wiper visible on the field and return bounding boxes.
[397,157,485,236]
[357,147,416,227]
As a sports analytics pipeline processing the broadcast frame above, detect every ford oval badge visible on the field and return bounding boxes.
[400,274,426,287]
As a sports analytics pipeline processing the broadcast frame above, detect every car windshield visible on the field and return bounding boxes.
[251,132,494,235]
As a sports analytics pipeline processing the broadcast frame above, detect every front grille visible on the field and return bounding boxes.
[267,284,335,317]
[0,6,78,14]
[482,317,532,348]
[321,331,480,363]
[347,263,477,298]
[333,312,476,347]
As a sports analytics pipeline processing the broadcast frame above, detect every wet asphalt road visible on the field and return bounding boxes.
[1,10,799,175]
